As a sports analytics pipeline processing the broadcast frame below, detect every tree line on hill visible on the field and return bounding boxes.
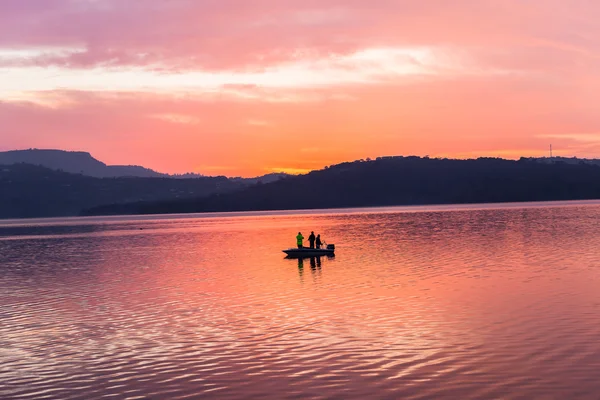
[0,149,290,218]
[82,156,600,216]
[0,164,243,218]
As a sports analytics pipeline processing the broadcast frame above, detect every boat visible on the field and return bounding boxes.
[282,244,335,258]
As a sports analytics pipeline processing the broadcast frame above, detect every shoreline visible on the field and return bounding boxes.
[2,198,600,226]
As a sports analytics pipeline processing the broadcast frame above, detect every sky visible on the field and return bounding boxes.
[1,0,599,177]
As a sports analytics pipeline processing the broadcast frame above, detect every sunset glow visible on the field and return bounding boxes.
[1,0,599,176]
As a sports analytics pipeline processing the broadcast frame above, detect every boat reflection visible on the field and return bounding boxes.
[290,255,330,282]
[310,256,319,270]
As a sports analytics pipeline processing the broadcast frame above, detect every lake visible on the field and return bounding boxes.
[2,201,600,399]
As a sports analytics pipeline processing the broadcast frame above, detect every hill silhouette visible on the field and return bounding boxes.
[0,149,166,178]
[0,164,245,219]
[0,149,290,182]
[82,156,600,216]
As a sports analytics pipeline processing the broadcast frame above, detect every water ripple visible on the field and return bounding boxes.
[2,202,600,398]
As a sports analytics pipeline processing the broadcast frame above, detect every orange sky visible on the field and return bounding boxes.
[1,0,599,177]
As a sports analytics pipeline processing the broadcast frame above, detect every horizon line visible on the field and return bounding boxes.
[1,147,598,179]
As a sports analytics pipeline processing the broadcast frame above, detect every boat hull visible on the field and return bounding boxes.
[282,248,335,258]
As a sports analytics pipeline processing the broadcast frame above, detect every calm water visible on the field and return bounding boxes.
[2,201,600,399]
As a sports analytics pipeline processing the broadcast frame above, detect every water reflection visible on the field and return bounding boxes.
[293,256,326,282]
[2,202,600,399]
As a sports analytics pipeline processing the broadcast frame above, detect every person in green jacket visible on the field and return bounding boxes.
[296,232,304,248]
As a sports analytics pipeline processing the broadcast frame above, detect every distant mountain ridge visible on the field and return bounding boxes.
[0,149,166,178]
[0,149,290,182]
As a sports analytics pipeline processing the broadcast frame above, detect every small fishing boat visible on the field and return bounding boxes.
[282,244,335,258]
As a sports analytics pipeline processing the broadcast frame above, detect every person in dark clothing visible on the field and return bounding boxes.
[315,234,322,249]
[308,231,316,248]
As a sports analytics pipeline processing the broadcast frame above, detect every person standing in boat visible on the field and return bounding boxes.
[296,232,304,248]
[315,234,322,249]
[308,231,316,249]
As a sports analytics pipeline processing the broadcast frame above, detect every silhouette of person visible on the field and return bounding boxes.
[308,231,316,249]
[296,232,304,248]
[315,234,322,249]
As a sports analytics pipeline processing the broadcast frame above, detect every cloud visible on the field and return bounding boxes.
[538,133,600,143]
[0,0,598,72]
[0,46,493,103]
[1,1,598,107]
[151,114,200,125]
[0,45,85,67]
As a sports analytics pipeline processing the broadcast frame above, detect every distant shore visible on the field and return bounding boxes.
[79,198,600,218]
[6,156,600,219]
[80,157,600,217]
[2,199,600,226]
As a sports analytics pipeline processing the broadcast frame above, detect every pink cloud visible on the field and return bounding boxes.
[0,0,597,72]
